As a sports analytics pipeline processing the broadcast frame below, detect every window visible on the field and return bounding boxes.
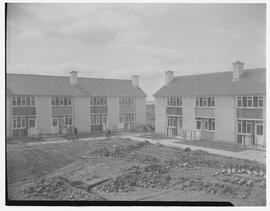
[238,121,242,133]
[68,98,72,106]
[64,98,67,106]
[237,97,242,107]
[204,119,208,130]
[203,98,207,107]
[17,97,21,106]
[52,118,58,127]
[209,118,215,130]
[96,115,100,124]
[91,116,96,125]
[52,97,55,106]
[27,97,30,106]
[196,98,199,107]
[242,97,247,107]
[259,97,263,107]
[21,97,26,106]
[13,117,17,128]
[196,119,201,129]
[211,97,215,107]
[208,97,211,107]
[167,97,182,107]
[92,97,108,106]
[237,96,263,108]
[246,121,251,133]
[256,124,263,135]
[59,98,64,106]
[242,120,246,133]
[119,116,123,123]
[196,97,214,107]
[12,117,27,129]
[253,96,258,107]
[29,119,36,128]
[12,98,16,106]
[247,97,253,107]
[31,97,35,106]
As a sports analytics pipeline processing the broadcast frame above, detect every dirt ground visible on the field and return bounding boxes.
[7,138,266,206]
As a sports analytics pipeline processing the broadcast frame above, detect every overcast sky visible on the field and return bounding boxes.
[7,3,266,101]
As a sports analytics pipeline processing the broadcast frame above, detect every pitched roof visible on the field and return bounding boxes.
[154,68,266,97]
[7,73,147,97]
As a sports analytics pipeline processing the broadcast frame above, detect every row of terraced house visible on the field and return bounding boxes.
[6,61,266,147]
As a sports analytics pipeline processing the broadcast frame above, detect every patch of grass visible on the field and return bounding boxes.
[7,137,46,144]
[174,139,248,152]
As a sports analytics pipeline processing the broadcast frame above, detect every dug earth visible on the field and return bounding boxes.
[7,138,266,205]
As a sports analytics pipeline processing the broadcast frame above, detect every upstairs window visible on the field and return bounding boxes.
[11,96,35,107]
[196,97,215,107]
[237,96,263,108]
[52,97,72,107]
[167,97,182,107]
[90,97,108,106]
[119,97,135,106]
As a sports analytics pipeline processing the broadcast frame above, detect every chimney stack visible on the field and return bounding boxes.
[132,75,139,87]
[70,71,78,85]
[165,70,174,85]
[232,61,244,81]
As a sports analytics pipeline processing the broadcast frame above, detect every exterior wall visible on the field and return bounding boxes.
[195,107,215,117]
[182,96,196,132]
[36,96,52,135]
[237,108,263,119]
[108,97,119,129]
[155,97,166,134]
[73,97,90,133]
[215,96,235,142]
[52,106,72,115]
[135,97,146,125]
[6,96,12,137]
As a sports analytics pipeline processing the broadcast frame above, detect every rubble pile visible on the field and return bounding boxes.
[23,176,103,200]
[98,165,172,193]
[173,176,249,198]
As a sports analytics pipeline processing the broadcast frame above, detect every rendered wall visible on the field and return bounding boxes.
[135,97,146,125]
[108,97,119,129]
[73,97,90,133]
[36,96,52,135]
[215,96,235,142]
[182,96,196,132]
[155,97,166,134]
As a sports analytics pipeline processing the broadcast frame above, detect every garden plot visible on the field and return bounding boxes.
[7,138,266,205]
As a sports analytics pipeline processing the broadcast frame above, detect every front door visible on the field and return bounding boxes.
[28,118,37,136]
[52,117,59,134]
[119,115,124,129]
[255,123,264,146]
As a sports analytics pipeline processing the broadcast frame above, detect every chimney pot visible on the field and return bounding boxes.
[232,61,244,81]
[165,70,174,85]
[132,75,139,87]
[70,71,78,85]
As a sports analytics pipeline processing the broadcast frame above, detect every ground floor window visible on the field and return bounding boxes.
[12,116,26,129]
[120,113,135,122]
[196,118,215,131]
[256,124,263,135]
[91,115,100,125]
[237,120,251,134]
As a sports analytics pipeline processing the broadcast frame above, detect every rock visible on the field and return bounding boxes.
[246,179,253,187]
[253,170,258,177]
[260,180,265,187]
[246,169,251,175]
[227,168,231,175]
[214,171,220,176]
[238,178,246,186]
[222,168,226,174]
[156,142,162,147]
[241,168,246,173]
[260,170,264,177]
[237,169,242,174]
[184,147,191,152]
[183,162,188,168]
[232,168,236,174]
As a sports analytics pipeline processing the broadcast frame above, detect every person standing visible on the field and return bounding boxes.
[74,127,78,140]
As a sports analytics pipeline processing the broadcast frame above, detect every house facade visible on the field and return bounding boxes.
[154,61,266,147]
[6,72,146,137]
